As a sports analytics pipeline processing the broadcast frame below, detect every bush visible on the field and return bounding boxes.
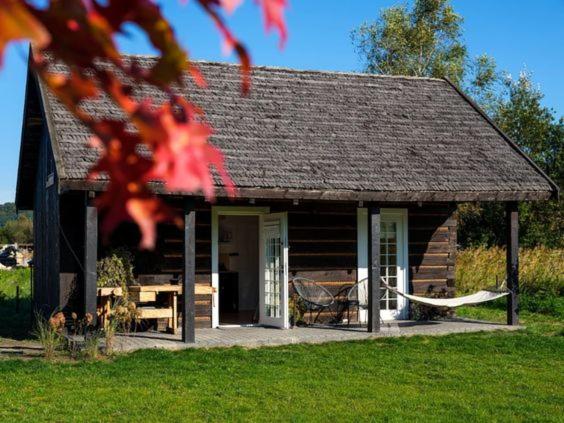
[97,248,134,289]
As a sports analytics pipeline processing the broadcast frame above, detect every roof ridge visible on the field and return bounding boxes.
[122,54,446,82]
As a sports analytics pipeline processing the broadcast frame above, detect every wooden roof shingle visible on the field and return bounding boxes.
[16,57,558,208]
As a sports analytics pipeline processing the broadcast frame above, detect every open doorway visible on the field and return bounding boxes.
[218,215,259,325]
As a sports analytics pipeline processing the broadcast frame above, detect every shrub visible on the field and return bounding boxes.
[97,248,134,289]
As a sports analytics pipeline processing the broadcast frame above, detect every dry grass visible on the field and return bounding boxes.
[456,246,564,296]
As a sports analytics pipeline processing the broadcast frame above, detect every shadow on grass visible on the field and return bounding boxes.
[0,297,32,340]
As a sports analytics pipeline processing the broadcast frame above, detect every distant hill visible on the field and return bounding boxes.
[0,203,32,228]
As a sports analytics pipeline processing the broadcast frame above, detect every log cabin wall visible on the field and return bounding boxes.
[407,203,457,296]
[58,192,86,313]
[157,200,213,328]
[277,202,358,323]
[153,199,457,326]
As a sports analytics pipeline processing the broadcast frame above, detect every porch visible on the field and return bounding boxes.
[111,318,521,352]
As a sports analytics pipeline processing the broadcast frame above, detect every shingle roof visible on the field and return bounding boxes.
[17,56,558,207]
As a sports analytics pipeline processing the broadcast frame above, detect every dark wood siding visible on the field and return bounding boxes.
[154,200,457,325]
[158,201,212,329]
[58,192,85,312]
[284,202,358,322]
[407,203,457,296]
[32,130,60,315]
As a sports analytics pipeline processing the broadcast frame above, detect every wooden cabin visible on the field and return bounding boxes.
[15,58,558,342]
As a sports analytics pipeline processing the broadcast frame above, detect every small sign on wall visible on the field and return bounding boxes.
[46,172,54,188]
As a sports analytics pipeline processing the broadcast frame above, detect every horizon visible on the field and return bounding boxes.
[0,0,562,205]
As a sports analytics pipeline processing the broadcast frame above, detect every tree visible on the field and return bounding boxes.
[459,72,563,249]
[353,0,562,248]
[352,0,467,85]
[496,72,563,188]
[0,0,288,248]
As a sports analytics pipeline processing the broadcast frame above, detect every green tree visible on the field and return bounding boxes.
[352,0,467,85]
[457,71,563,248]
[496,72,563,188]
[353,1,562,248]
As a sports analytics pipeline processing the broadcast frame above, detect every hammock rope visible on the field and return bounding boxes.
[380,277,509,308]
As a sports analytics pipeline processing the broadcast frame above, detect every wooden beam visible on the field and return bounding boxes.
[84,193,97,323]
[506,202,519,325]
[59,179,555,202]
[182,197,196,343]
[368,206,381,332]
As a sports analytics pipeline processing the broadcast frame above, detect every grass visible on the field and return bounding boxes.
[0,263,562,421]
[456,247,564,296]
[0,268,32,339]
[0,306,562,421]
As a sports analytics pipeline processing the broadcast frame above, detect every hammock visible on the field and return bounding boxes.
[380,277,509,308]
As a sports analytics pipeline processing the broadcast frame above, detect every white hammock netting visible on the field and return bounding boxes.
[380,278,509,308]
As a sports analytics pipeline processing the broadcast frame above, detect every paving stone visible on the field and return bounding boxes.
[112,319,521,353]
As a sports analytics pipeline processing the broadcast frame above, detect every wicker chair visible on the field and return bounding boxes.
[346,278,386,326]
[291,278,335,325]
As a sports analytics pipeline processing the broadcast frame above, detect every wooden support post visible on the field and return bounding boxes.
[182,197,196,343]
[84,193,98,323]
[368,206,381,332]
[506,202,519,325]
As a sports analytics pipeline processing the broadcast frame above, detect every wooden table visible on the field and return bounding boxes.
[97,287,123,329]
[97,284,215,334]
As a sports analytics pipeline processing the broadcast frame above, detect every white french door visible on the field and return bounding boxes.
[379,210,408,320]
[357,208,408,321]
[259,213,289,328]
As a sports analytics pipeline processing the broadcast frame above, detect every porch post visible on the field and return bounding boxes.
[368,206,381,332]
[182,197,196,343]
[84,192,97,323]
[506,202,519,325]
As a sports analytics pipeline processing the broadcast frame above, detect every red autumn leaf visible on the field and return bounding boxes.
[221,0,243,14]
[197,0,252,94]
[127,197,180,249]
[0,0,288,248]
[257,0,288,48]
[0,0,50,66]
[148,105,236,199]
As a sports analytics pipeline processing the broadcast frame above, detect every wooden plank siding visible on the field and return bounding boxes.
[90,199,457,327]
[154,199,457,325]
[408,203,457,296]
[158,202,213,328]
[285,204,358,323]
[32,129,61,316]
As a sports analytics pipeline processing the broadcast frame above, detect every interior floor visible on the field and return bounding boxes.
[220,311,257,325]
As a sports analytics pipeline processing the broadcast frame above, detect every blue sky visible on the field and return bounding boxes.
[0,0,563,204]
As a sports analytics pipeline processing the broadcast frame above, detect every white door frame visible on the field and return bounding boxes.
[211,206,270,328]
[357,208,409,320]
[258,212,290,329]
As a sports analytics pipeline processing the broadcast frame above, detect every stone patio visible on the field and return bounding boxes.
[112,319,521,352]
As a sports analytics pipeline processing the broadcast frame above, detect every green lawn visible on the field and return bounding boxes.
[1,269,562,421]
[0,309,562,421]
[0,268,32,339]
